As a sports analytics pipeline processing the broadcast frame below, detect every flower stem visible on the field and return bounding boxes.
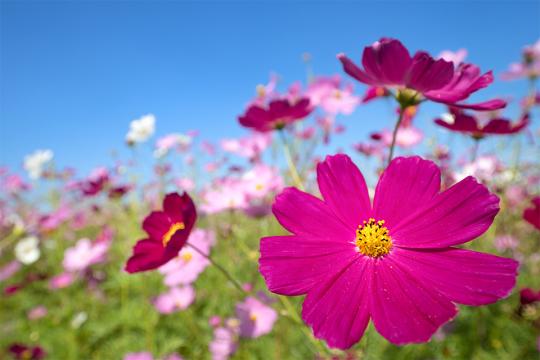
[186,242,248,295]
[387,107,405,166]
[278,130,305,190]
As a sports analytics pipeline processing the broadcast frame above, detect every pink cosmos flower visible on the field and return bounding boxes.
[159,229,214,286]
[154,133,192,158]
[259,154,518,349]
[502,39,540,80]
[2,174,31,195]
[241,165,283,200]
[154,286,195,314]
[0,261,21,282]
[438,49,468,66]
[39,204,71,232]
[175,177,195,192]
[305,76,360,115]
[435,108,529,139]
[494,235,519,252]
[221,132,272,161]
[200,179,249,214]
[236,297,278,338]
[49,272,75,289]
[238,97,313,132]
[209,325,238,360]
[28,305,48,320]
[523,197,540,230]
[63,238,110,272]
[371,126,423,149]
[338,38,506,110]
[123,352,153,360]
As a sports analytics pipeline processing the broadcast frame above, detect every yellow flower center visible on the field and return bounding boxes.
[181,251,193,262]
[255,184,264,191]
[162,222,185,247]
[250,313,258,321]
[355,218,392,258]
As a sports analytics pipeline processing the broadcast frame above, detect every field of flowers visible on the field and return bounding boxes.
[1,37,540,360]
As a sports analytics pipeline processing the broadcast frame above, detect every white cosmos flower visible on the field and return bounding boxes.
[23,149,53,179]
[14,236,40,264]
[126,114,156,144]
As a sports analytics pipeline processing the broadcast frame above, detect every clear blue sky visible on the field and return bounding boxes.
[1,1,539,178]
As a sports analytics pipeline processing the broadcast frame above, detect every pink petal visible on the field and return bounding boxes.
[272,187,353,240]
[259,235,356,296]
[337,53,377,86]
[373,156,441,230]
[370,257,457,344]
[316,154,372,229]
[301,257,371,349]
[391,176,499,248]
[392,247,518,305]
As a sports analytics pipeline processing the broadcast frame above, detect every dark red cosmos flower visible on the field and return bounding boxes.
[238,97,313,132]
[125,192,197,273]
[434,108,529,139]
[523,196,540,231]
[338,38,506,111]
[9,343,46,359]
[520,288,540,305]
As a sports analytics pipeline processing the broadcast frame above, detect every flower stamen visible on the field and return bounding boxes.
[355,218,392,258]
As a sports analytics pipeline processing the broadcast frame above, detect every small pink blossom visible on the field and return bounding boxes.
[154,286,195,314]
[63,238,110,272]
[49,272,75,289]
[209,325,238,360]
[494,235,519,252]
[236,297,278,338]
[28,305,48,320]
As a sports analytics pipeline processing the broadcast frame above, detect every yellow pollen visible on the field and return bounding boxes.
[255,184,264,191]
[355,218,392,258]
[334,90,342,99]
[181,251,193,262]
[162,222,185,247]
[250,313,257,321]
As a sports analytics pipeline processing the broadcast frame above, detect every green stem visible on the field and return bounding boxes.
[278,130,305,190]
[186,242,248,295]
[387,107,405,166]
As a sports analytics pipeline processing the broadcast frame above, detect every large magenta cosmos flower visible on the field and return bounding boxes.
[523,196,540,231]
[238,97,312,132]
[125,192,197,273]
[435,108,529,139]
[338,38,506,111]
[259,154,518,349]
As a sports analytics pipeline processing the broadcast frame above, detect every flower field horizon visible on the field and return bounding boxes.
[1,2,540,359]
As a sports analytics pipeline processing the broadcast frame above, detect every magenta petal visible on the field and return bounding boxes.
[143,211,172,240]
[125,238,165,273]
[272,187,353,240]
[373,156,440,230]
[317,154,372,229]
[392,176,499,248]
[337,53,378,86]
[407,52,453,92]
[374,39,412,85]
[302,257,371,349]
[442,98,507,111]
[392,247,518,305]
[259,235,356,296]
[370,257,457,344]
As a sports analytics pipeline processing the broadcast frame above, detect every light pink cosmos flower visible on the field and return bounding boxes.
[236,297,278,338]
[2,174,31,195]
[154,286,195,314]
[39,204,71,232]
[221,132,272,161]
[123,352,153,360]
[259,154,518,349]
[49,272,75,289]
[0,261,21,282]
[454,155,501,183]
[494,235,519,252]
[63,238,110,273]
[306,76,360,115]
[438,49,467,66]
[28,306,48,320]
[209,324,238,360]
[154,133,192,158]
[241,165,283,200]
[159,229,214,286]
[373,126,424,149]
[175,177,195,192]
[200,179,249,214]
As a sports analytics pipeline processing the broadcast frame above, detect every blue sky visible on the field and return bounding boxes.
[1,1,539,178]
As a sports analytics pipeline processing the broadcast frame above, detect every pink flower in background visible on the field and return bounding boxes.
[241,165,283,200]
[505,185,527,206]
[523,197,540,230]
[209,324,238,360]
[317,116,346,144]
[435,108,529,138]
[372,126,423,149]
[338,38,506,110]
[438,49,467,66]
[353,142,384,158]
[295,126,316,140]
[49,272,75,289]
[154,286,195,314]
[9,343,46,360]
[455,156,501,182]
[159,229,214,286]
[39,204,71,232]
[519,288,540,305]
[28,305,48,320]
[494,235,519,252]
[236,297,277,338]
[123,352,153,360]
[221,132,272,161]
[238,97,313,132]
[175,177,195,192]
[502,39,540,80]
[306,76,360,115]
[201,141,217,156]
[250,73,279,106]
[2,174,31,195]
[154,133,192,158]
[260,154,517,349]
[63,238,110,272]
[200,179,248,214]
[0,261,21,282]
